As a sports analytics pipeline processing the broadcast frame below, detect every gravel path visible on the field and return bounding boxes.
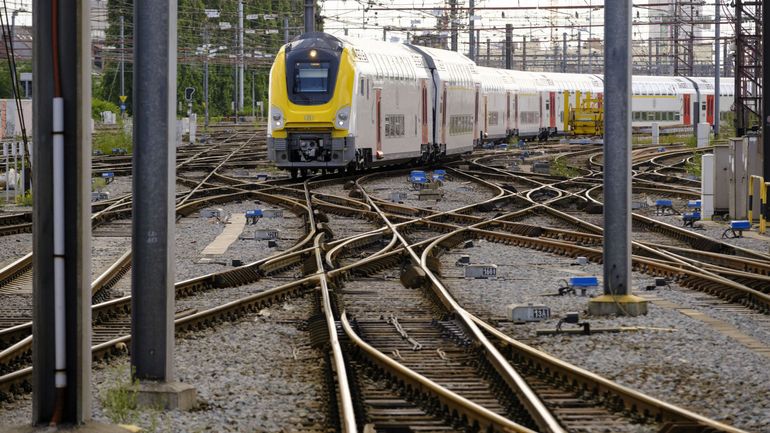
[651,214,770,255]
[438,238,770,432]
[0,295,329,433]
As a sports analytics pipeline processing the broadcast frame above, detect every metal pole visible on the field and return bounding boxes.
[562,32,567,73]
[577,31,582,74]
[284,17,289,44]
[764,0,770,181]
[476,30,481,62]
[32,0,92,424]
[450,0,458,51]
[505,24,512,70]
[469,0,475,61]
[714,1,720,136]
[734,1,743,136]
[648,37,653,75]
[588,1,593,74]
[522,36,527,70]
[204,27,209,128]
[251,71,255,118]
[382,27,387,42]
[238,0,244,112]
[304,0,314,33]
[120,15,125,113]
[132,0,180,385]
[485,38,490,66]
[602,0,632,297]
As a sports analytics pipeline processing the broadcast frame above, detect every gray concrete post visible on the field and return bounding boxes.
[652,122,660,145]
[714,1,720,136]
[562,32,567,73]
[31,0,92,424]
[590,0,646,316]
[131,0,195,409]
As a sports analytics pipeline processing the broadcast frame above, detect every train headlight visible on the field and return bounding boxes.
[335,106,351,130]
[270,106,284,130]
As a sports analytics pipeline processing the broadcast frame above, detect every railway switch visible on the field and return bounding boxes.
[464,264,497,279]
[644,277,672,291]
[556,312,591,335]
[558,276,599,296]
[507,304,551,323]
[231,259,243,267]
[682,212,702,228]
[572,256,589,266]
[245,209,263,225]
[723,220,751,238]
[455,255,470,266]
[255,173,270,181]
[91,191,110,202]
[267,240,278,248]
[101,172,115,184]
[655,199,677,215]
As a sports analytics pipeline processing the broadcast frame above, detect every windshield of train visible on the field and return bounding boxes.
[294,62,330,93]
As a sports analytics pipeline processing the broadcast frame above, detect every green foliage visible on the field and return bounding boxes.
[685,154,702,178]
[101,371,139,424]
[550,158,580,178]
[15,191,33,207]
[92,98,120,121]
[97,0,322,118]
[93,129,133,155]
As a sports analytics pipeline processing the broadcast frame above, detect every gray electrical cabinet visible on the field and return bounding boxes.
[728,138,748,220]
[713,144,730,215]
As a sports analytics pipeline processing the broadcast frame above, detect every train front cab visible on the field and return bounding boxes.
[268,33,356,175]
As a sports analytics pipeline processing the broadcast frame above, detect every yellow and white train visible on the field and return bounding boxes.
[268,32,734,177]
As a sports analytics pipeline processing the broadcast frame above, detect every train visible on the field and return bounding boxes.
[267,32,734,177]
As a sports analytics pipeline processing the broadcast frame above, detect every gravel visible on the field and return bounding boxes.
[362,171,499,213]
[439,238,770,432]
[651,214,770,255]
[0,295,329,433]
[0,233,31,268]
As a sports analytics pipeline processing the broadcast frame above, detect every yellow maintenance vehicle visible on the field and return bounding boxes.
[564,90,604,136]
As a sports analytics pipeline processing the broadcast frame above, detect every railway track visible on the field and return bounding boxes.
[1,134,765,432]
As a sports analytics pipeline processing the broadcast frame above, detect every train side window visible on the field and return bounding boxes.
[360,78,365,96]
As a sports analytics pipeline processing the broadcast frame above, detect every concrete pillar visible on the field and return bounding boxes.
[132,0,196,410]
[590,0,646,316]
[697,122,710,148]
[702,154,715,220]
[31,0,93,425]
[651,122,660,145]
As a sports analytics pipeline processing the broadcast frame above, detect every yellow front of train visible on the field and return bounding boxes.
[268,32,357,176]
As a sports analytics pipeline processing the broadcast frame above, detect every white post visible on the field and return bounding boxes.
[697,122,710,148]
[651,122,659,145]
[702,153,715,220]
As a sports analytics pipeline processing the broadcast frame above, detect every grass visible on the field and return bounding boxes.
[14,192,32,206]
[550,158,580,178]
[685,153,702,178]
[93,128,132,155]
[101,367,139,425]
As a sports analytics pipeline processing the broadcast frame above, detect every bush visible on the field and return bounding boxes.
[92,98,120,121]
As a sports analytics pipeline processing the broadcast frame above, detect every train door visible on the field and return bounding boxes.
[539,94,544,129]
[683,94,691,125]
[514,94,519,131]
[421,80,429,144]
[706,94,715,125]
[483,95,489,135]
[441,83,447,144]
[549,92,556,129]
[375,88,382,157]
[473,85,480,144]
[506,92,511,133]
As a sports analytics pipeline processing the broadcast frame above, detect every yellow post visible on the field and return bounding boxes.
[563,90,570,133]
[759,182,770,234]
[749,175,764,224]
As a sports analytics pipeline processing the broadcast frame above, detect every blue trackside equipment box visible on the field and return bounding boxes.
[687,200,702,209]
[730,220,751,230]
[569,276,599,287]
[655,199,672,207]
[245,210,263,218]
